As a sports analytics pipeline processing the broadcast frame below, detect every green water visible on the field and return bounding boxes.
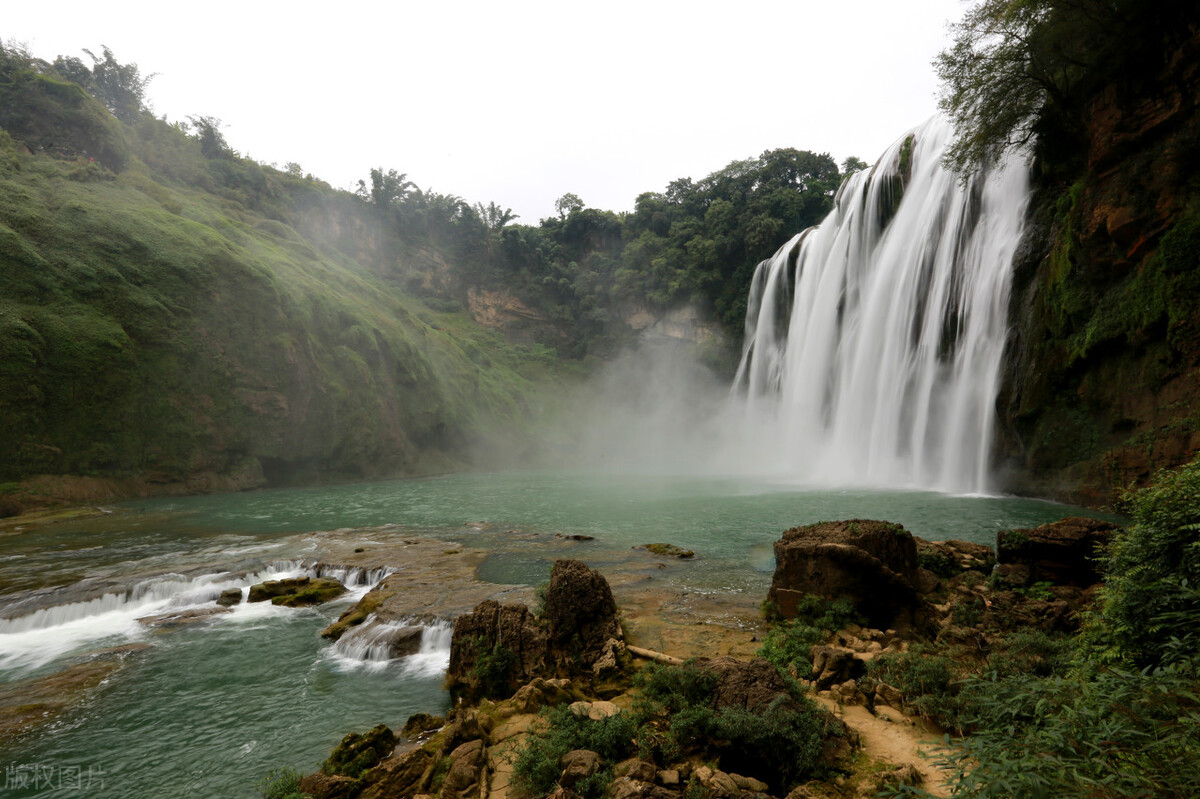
[0,470,1109,798]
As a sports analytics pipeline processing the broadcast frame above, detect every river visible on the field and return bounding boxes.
[0,470,1104,798]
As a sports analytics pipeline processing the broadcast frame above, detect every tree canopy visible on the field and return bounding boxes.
[935,0,1198,175]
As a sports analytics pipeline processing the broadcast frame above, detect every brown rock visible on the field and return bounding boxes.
[809,646,866,690]
[768,520,930,632]
[216,588,243,606]
[300,772,357,799]
[360,748,433,799]
[730,773,770,793]
[445,600,548,702]
[543,560,623,669]
[440,740,486,799]
[248,576,347,606]
[560,749,603,788]
[997,517,1119,586]
[614,759,658,783]
[445,560,623,701]
[703,656,800,712]
[402,712,444,740]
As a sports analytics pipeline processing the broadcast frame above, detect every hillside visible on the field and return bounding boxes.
[0,46,571,507]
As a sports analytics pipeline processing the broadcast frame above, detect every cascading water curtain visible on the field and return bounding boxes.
[733,116,1030,493]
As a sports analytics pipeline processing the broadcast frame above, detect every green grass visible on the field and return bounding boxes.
[0,127,568,483]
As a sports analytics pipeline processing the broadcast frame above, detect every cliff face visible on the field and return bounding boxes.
[997,27,1200,504]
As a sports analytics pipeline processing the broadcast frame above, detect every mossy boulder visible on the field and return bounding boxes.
[635,543,694,559]
[247,576,346,606]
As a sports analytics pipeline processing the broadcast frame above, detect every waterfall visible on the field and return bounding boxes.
[329,616,453,676]
[733,116,1029,493]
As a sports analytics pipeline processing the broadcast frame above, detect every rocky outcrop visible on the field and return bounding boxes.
[767,520,930,632]
[996,25,1200,504]
[247,576,346,606]
[996,516,1119,586]
[446,560,626,702]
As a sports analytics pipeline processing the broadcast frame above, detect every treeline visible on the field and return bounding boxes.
[2,40,860,362]
[357,149,857,358]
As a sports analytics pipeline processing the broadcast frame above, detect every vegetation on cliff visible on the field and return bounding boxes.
[937,0,1200,500]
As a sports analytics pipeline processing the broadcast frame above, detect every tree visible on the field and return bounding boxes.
[187,115,231,159]
[474,201,518,230]
[355,168,414,209]
[53,45,154,122]
[934,0,1197,175]
[554,192,583,219]
[840,156,868,176]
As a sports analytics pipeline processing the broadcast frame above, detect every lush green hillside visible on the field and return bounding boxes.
[0,42,856,507]
[0,46,569,505]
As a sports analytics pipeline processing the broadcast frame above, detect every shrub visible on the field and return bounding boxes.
[632,661,719,716]
[1089,456,1200,668]
[512,704,638,799]
[864,650,958,726]
[942,666,1200,798]
[757,595,864,674]
[939,455,1200,796]
[631,661,836,793]
[470,638,517,699]
[255,767,310,799]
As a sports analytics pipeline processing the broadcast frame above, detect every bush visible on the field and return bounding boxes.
[865,650,958,726]
[470,638,517,699]
[255,767,310,799]
[1090,456,1200,668]
[632,661,719,716]
[937,455,1200,796]
[942,666,1200,798]
[631,661,836,793]
[757,595,864,674]
[512,704,638,799]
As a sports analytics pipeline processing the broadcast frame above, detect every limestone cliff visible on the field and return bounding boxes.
[997,25,1200,504]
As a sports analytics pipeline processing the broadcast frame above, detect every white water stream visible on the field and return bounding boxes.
[733,116,1030,493]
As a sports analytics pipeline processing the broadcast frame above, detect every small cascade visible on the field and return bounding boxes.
[329,616,453,676]
[0,561,309,672]
[310,564,394,590]
[733,116,1030,493]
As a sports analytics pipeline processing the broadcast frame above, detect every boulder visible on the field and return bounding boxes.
[402,712,444,740]
[915,538,996,580]
[446,600,548,702]
[768,520,929,632]
[635,543,695,559]
[359,748,433,799]
[559,749,603,788]
[701,656,801,712]
[508,677,582,714]
[809,646,866,690]
[997,517,1118,586]
[614,759,657,783]
[440,739,486,799]
[322,724,397,779]
[300,772,357,799]
[216,588,243,607]
[248,576,346,606]
[446,560,624,701]
[542,560,623,670]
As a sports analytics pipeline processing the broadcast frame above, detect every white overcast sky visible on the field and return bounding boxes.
[4,0,967,223]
